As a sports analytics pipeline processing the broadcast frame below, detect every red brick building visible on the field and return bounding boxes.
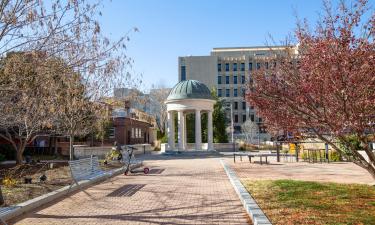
[112,117,153,145]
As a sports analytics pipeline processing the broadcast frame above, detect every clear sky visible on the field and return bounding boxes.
[98,0,372,91]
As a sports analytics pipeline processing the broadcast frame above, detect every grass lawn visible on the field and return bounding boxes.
[242,179,375,225]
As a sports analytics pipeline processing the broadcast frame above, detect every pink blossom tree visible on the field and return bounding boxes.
[247,0,375,179]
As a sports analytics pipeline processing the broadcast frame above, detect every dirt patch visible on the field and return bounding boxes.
[1,161,123,206]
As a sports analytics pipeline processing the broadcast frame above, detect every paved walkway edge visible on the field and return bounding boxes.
[1,167,125,223]
[220,159,272,225]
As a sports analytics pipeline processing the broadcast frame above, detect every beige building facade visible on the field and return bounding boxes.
[178,46,298,142]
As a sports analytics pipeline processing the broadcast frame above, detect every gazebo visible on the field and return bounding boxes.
[165,80,216,151]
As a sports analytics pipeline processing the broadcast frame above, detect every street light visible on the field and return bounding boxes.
[256,120,262,148]
[225,102,235,152]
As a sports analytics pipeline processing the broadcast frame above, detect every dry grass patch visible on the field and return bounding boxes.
[1,161,123,206]
[243,179,375,225]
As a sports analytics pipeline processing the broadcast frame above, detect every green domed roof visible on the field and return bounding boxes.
[167,80,213,100]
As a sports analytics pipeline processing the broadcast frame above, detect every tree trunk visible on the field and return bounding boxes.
[69,135,74,161]
[15,145,25,165]
[0,185,4,206]
[364,163,375,180]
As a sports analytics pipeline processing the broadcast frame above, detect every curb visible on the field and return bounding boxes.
[1,167,125,222]
[220,159,272,225]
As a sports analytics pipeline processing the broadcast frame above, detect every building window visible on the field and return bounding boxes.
[240,63,245,71]
[242,101,246,110]
[234,101,238,110]
[242,115,246,122]
[241,88,246,96]
[218,75,222,84]
[241,75,245,84]
[131,128,135,138]
[218,63,221,72]
[218,89,222,97]
[225,63,229,71]
[233,63,237,71]
[109,128,115,138]
[234,114,238,123]
[225,75,230,84]
[256,63,261,70]
[226,89,230,97]
[250,114,255,122]
[265,62,269,69]
[233,75,237,84]
[249,62,253,71]
[258,117,262,123]
[181,66,186,81]
[234,88,238,97]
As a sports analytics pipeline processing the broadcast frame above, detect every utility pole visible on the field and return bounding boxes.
[225,102,235,152]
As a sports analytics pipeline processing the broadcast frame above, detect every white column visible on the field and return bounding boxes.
[182,112,187,150]
[167,111,175,150]
[208,110,213,150]
[195,110,202,150]
[178,110,183,151]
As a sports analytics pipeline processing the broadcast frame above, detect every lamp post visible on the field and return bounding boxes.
[225,102,234,152]
[256,120,262,148]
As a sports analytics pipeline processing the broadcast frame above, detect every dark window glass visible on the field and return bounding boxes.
[250,114,255,122]
[241,88,246,96]
[233,63,237,71]
[226,89,230,97]
[233,75,237,84]
[226,75,230,84]
[256,63,261,70]
[234,88,238,97]
[265,62,269,69]
[225,63,229,71]
[218,89,222,97]
[218,76,222,84]
[234,102,238,110]
[181,66,186,81]
[242,101,246,110]
[242,115,246,122]
[234,114,238,123]
[249,62,253,70]
[241,75,245,84]
[218,63,221,72]
[258,117,262,123]
[240,63,245,71]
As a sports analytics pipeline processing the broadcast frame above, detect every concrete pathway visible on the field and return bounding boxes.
[12,157,250,225]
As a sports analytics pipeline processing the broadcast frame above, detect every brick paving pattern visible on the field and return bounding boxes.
[225,156,373,184]
[13,157,250,225]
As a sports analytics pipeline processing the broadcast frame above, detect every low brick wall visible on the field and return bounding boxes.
[74,146,112,159]
[74,144,153,159]
[160,143,238,152]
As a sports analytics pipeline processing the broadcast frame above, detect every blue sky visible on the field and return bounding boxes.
[98,0,372,91]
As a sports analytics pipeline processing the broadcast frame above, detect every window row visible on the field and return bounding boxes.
[218,62,273,72]
[217,75,246,85]
[131,127,143,138]
[217,88,246,97]
[248,114,262,123]
[232,114,247,123]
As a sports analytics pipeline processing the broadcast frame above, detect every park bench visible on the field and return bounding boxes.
[233,151,276,165]
[0,206,18,225]
[247,151,274,165]
[68,156,109,186]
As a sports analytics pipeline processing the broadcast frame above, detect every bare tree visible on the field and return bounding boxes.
[241,120,258,144]
[0,0,137,164]
[149,84,170,135]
